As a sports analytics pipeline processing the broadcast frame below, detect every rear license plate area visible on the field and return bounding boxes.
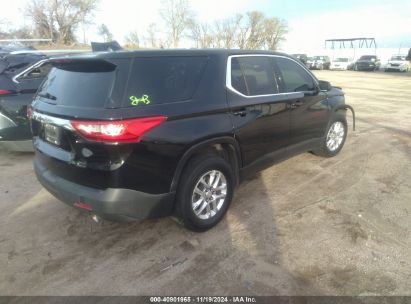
[44,123,61,145]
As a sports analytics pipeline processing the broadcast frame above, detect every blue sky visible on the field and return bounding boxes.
[3,0,411,51]
[250,0,396,18]
[231,0,411,50]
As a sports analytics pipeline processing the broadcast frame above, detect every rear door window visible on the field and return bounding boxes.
[230,56,278,96]
[274,57,316,93]
[124,56,208,106]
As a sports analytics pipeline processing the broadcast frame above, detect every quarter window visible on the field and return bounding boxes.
[126,56,208,105]
[275,57,316,93]
[18,63,52,81]
[230,56,278,96]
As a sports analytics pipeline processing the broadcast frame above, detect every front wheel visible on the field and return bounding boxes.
[313,117,347,157]
[175,154,234,231]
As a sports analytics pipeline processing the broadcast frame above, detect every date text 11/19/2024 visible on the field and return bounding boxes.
[149,296,257,303]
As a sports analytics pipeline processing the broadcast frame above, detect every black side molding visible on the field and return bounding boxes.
[335,104,356,131]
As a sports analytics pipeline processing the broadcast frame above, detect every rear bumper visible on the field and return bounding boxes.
[385,66,406,71]
[34,158,175,221]
[356,64,376,71]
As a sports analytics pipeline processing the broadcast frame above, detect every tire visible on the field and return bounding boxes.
[175,154,234,231]
[312,115,348,157]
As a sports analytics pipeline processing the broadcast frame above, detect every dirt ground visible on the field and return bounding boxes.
[0,70,410,296]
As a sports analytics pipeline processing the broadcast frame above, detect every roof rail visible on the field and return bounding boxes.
[9,49,90,55]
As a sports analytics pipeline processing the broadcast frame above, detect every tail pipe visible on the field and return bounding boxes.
[335,105,355,131]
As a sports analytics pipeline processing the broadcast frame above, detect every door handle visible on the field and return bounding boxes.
[233,109,248,117]
[290,100,303,108]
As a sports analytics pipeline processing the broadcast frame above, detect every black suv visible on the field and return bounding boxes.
[30,50,354,231]
[354,55,380,71]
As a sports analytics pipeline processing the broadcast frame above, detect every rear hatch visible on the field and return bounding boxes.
[31,54,208,188]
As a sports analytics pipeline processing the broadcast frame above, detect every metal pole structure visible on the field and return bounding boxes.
[325,38,377,61]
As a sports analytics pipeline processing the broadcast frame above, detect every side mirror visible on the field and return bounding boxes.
[318,80,332,91]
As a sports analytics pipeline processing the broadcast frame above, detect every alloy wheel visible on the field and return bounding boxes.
[191,170,227,220]
[326,121,345,151]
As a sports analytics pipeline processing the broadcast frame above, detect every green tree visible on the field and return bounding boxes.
[26,0,99,44]
[98,23,113,42]
[159,0,194,47]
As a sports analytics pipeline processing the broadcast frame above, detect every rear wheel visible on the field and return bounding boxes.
[175,154,234,231]
[313,116,347,157]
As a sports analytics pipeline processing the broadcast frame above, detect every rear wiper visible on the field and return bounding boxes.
[38,92,57,100]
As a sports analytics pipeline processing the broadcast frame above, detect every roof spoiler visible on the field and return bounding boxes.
[9,50,90,55]
[47,58,117,72]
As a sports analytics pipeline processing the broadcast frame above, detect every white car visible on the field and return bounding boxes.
[330,58,354,70]
[384,55,410,72]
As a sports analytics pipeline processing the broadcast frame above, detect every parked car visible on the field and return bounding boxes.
[330,57,354,70]
[305,57,314,69]
[310,56,331,70]
[0,53,48,151]
[0,50,93,151]
[384,55,409,72]
[354,55,380,71]
[292,54,308,65]
[30,49,354,231]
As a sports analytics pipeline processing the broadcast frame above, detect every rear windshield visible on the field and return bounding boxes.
[124,56,208,107]
[360,56,376,60]
[334,58,349,62]
[37,60,116,108]
[391,56,406,61]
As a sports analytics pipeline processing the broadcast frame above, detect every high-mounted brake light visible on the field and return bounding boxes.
[70,116,167,143]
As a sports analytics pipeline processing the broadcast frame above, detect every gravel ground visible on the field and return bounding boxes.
[0,70,410,296]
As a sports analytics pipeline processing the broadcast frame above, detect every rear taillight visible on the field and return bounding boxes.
[27,105,33,119]
[73,201,93,211]
[70,116,167,143]
[0,90,14,95]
